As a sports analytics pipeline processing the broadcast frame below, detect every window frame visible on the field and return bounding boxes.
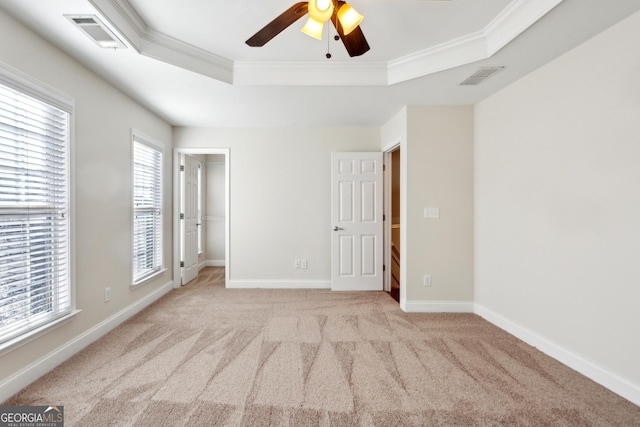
[131,130,165,287]
[0,62,78,355]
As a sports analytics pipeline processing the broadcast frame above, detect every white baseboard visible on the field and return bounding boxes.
[227,280,330,289]
[205,260,225,268]
[0,280,174,403]
[474,303,640,407]
[403,300,474,313]
[196,260,225,272]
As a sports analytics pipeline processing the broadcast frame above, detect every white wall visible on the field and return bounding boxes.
[475,9,640,403]
[405,107,474,310]
[204,154,226,266]
[173,127,380,287]
[382,107,474,311]
[0,9,173,399]
[382,107,407,151]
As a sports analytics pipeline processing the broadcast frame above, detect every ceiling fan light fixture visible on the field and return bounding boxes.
[337,4,364,36]
[316,0,332,11]
[301,16,324,40]
[245,0,370,57]
[308,0,334,22]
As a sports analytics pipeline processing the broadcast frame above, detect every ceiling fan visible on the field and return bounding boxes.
[246,0,370,57]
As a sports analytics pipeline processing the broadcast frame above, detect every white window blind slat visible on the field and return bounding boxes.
[0,79,71,346]
[132,136,163,283]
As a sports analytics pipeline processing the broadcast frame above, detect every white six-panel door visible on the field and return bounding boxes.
[331,152,383,291]
[182,155,199,285]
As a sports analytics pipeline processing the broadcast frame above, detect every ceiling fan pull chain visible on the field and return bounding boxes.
[326,21,332,59]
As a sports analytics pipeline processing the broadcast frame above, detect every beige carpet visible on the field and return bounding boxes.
[5,267,640,426]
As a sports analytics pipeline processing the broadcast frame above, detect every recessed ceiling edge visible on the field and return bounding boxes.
[87,0,564,87]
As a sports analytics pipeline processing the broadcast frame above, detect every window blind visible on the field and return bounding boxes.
[0,81,71,345]
[132,136,163,283]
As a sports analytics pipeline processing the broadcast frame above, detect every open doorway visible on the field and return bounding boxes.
[384,146,401,303]
[173,148,230,288]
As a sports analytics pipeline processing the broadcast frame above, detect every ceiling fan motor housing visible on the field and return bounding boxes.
[308,0,334,22]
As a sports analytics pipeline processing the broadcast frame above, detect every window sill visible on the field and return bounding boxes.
[131,268,167,289]
[0,309,82,357]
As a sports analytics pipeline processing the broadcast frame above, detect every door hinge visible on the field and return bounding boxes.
[383,214,386,221]
[180,213,184,220]
[180,261,185,267]
[180,165,185,172]
[383,264,386,271]
[383,164,386,171]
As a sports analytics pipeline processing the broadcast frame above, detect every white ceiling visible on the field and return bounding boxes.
[128,0,512,62]
[1,0,639,127]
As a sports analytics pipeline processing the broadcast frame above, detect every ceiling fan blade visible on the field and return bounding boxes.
[330,2,370,57]
[246,2,309,47]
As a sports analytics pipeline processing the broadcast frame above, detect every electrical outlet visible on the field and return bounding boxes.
[295,260,301,269]
[104,287,111,302]
[301,259,308,269]
[423,275,431,287]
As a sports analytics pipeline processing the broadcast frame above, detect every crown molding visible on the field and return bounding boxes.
[484,0,564,55]
[88,0,565,87]
[87,0,145,50]
[387,30,488,85]
[139,27,234,84]
[387,0,563,84]
[234,61,388,86]
[88,0,234,83]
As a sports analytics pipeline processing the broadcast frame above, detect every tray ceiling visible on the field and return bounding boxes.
[1,0,639,127]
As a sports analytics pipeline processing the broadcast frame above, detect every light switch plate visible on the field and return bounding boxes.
[424,208,440,219]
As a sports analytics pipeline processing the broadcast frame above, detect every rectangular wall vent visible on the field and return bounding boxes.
[459,66,504,86]
[65,14,126,49]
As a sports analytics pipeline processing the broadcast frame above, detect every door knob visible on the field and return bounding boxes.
[333,226,344,231]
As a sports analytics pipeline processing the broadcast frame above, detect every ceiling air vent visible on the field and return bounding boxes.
[65,15,126,49]
[459,66,504,86]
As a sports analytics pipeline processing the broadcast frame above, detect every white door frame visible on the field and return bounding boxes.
[383,150,392,293]
[383,142,402,301]
[173,148,230,288]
